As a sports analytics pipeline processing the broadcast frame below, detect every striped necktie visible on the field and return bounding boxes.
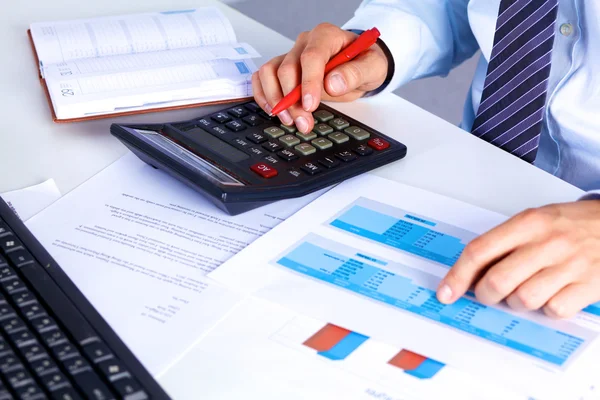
[471,0,559,163]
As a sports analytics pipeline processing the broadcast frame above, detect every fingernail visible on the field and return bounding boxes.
[279,110,293,125]
[329,73,347,95]
[295,116,309,133]
[303,94,314,111]
[264,103,273,114]
[437,284,453,303]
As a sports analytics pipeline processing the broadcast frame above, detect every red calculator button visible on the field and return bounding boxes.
[368,137,390,151]
[250,163,278,179]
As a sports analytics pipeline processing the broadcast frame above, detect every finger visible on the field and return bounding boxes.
[251,72,268,114]
[473,239,573,305]
[437,208,555,304]
[257,55,286,114]
[323,49,388,99]
[300,25,357,112]
[505,262,579,312]
[544,282,600,319]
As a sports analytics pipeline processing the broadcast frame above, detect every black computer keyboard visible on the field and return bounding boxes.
[0,198,171,400]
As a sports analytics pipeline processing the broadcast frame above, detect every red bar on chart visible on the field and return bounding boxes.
[388,349,427,371]
[303,323,351,352]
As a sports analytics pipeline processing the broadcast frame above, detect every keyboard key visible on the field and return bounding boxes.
[0,383,12,400]
[51,387,82,400]
[280,124,297,134]
[20,343,46,362]
[72,371,113,400]
[0,264,16,280]
[344,126,370,141]
[258,110,277,121]
[329,118,350,130]
[12,289,36,307]
[244,102,261,113]
[0,235,22,253]
[0,353,22,373]
[196,118,216,130]
[264,127,285,139]
[301,162,321,176]
[31,358,59,377]
[247,132,268,144]
[20,263,100,345]
[41,330,68,348]
[0,222,9,238]
[328,132,349,144]
[10,329,36,348]
[21,302,46,321]
[7,248,34,267]
[262,141,283,152]
[0,254,6,267]
[311,138,333,150]
[228,107,249,118]
[296,131,317,142]
[294,143,316,156]
[6,369,34,388]
[248,147,266,158]
[0,338,11,356]
[314,110,334,122]
[98,359,129,381]
[335,150,358,163]
[277,149,299,162]
[279,135,300,148]
[52,342,78,361]
[354,144,374,156]
[211,126,229,137]
[318,157,340,169]
[368,137,390,151]
[0,302,15,320]
[62,356,92,376]
[15,383,46,399]
[231,138,251,151]
[41,371,70,392]
[250,163,278,179]
[2,277,26,294]
[313,123,334,136]
[225,120,246,132]
[263,155,280,166]
[286,168,303,179]
[113,378,148,400]
[30,315,56,333]
[211,112,231,124]
[243,114,263,127]
[2,316,25,334]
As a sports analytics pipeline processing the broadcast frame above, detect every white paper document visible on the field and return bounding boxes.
[26,152,324,376]
[1,179,62,221]
[160,296,525,400]
[210,175,600,400]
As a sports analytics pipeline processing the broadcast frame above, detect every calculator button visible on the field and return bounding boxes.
[231,138,251,150]
[211,126,229,137]
[368,137,390,151]
[354,144,374,156]
[328,132,349,144]
[344,126,370,141]
[244,102,261,113]
[314,110,334,122]
[295,143,316,156]
[262,141,283,152]
[228,107,249,118]
[243,114,264,127]
[197,118,216,130]
[279,135,301,148]
[251,163,278,179]
[247,133,268,144]
[311,138,333,150]
[318,157,340,169]
[248,147,266,158]
[280,124,297,134]
[226,120,246,132]
[259,111,277,121]
[287,168,304,179]
[313,123,334,136]
[300,162,322,176]
[263,155,280,165]
[335,150,358,163]
[277,149,299,162]
[1,236,22,253]
[329,118,350,130]
[264,127,285,139]
[296,131,317,142]
[211,113,231,124]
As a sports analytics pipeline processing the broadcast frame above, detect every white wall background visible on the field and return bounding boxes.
[224,0,480,125]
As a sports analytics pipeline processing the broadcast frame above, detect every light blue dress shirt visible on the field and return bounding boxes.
[343,0,600,194]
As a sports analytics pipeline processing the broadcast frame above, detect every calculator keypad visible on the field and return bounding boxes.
[183,102,395,182]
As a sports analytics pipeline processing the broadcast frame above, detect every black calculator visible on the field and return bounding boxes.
[110,100,407,215]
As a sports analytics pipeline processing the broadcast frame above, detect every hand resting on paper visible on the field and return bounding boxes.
[436,200,600,319]
[252,23,389,134]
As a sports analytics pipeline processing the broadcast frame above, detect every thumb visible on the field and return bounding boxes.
[323,49,388,98]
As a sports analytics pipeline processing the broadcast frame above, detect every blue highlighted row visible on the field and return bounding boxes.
[278,241,585,366]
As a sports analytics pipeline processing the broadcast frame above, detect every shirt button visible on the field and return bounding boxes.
[560,23,573,36]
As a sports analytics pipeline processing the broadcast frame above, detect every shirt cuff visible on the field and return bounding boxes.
[579,190,600,201]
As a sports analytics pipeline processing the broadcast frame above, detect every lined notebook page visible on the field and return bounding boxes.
[30,8,237,66]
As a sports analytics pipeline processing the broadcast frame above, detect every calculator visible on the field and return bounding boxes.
[110,100,407,215]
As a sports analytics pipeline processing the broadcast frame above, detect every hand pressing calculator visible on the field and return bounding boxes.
[110,101,407,215]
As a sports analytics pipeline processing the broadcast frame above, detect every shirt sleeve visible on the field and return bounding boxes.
[342,0,480,95]
[579,191,600,201]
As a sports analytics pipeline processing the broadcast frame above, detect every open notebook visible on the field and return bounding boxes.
[28,8,261,122]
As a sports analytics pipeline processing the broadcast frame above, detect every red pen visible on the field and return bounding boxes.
[270,27,381,116]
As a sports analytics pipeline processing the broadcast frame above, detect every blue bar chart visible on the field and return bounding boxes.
[275,235,591,367]
[329,198,478,267]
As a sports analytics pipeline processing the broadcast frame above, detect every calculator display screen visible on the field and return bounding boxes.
[133,129,245,187]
